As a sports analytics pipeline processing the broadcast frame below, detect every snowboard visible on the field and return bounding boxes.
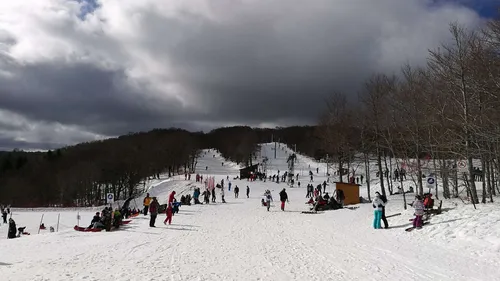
[121,220,132,225]
[405,222,429,232]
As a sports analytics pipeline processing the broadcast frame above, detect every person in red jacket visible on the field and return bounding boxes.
[164,191,176,225]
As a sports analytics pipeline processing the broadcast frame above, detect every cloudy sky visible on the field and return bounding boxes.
[0,0,495,150]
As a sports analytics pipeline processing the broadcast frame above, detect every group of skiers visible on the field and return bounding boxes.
[305,181,330,198]
[87,207,123,231]
[376,169,407,181]
[262,188,289,211]
[372,192,429,230]
[142,191,177,227]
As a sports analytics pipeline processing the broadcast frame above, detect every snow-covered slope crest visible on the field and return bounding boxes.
[258,142,327,175]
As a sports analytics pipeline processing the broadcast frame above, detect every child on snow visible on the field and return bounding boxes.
[264,190,273,211]
[372,192,385,229]
[412,195,425,228]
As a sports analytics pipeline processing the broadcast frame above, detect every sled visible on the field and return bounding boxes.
[121,220,132,225]
[74,226,103,232]
[301,211,324,214]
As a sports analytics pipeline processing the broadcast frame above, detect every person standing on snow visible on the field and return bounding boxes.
[279,188,289,211]
[149,197,160,227]
[234,186,239,198]
[372,192,385,229]
[379,192,389,229]
[211,187,217,203]
[143,193,152,215]
[7,218,17,239]
[246,186,250,198]
[164,191,176,225]
[220,186,226,203]
[336,189,345,208]
[2,208,7,224]
[412,195,425,229]
[265,190,273,211]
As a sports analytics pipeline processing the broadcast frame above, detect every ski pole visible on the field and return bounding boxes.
[38,214,44,234]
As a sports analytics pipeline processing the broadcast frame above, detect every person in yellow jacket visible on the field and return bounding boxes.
[143,193,152,215]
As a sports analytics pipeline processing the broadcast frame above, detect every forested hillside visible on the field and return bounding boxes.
[0,126,318,207]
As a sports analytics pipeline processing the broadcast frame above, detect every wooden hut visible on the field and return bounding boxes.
[334,182,360,205]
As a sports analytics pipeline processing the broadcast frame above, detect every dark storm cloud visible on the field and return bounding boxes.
[0,0,484,149]
[0,59,192,136]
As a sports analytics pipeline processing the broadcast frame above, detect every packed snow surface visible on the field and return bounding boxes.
[0,145,499,281]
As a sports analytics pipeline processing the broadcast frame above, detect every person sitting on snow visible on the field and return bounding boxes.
[423,193,434,210]
[88,212,105,229]
[323,193,330,200]
[112,209,122,228]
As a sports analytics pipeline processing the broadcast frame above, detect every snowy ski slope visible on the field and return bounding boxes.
[0,145,499,281]
[259,143,327,176]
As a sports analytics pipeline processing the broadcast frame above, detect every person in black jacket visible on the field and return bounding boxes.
[234,186,240,198]
[8,218,17,239]
[336,189,345,208]
[279,188,289,211]
[379,192,389,229]
[1,208,7,224]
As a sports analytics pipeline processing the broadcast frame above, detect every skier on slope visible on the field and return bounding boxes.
[372,192,385,229]
[279,188,289,211]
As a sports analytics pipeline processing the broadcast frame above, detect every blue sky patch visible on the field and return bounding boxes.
[75,0,99,19]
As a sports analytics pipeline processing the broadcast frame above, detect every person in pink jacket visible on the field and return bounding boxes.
[164,191,176,225]
[412,195,425,228]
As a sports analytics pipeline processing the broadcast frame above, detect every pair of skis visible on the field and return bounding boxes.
[405,218,429,232]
